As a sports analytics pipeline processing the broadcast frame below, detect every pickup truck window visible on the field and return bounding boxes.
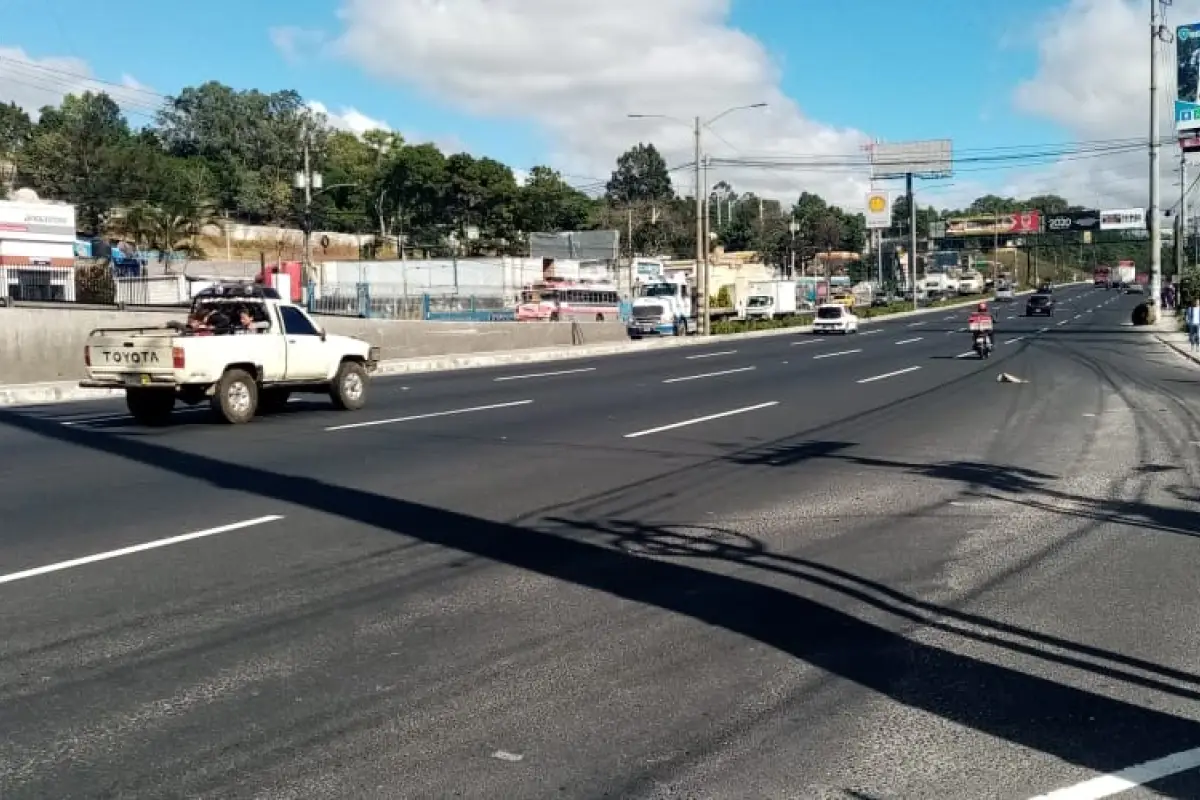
[280,306,320,336]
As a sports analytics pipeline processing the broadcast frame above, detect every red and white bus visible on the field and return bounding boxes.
[516,279,621,321]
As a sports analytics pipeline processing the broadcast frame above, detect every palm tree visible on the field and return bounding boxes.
[151,196,221,274]
[111,201,156,252]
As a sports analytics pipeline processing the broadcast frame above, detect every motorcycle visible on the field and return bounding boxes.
[969,316,994,359]
[972,331,992,359]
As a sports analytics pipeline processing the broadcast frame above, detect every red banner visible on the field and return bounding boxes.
[1008,211,1040,233]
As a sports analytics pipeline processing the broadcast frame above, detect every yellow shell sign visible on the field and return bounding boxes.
[867,194,887,213]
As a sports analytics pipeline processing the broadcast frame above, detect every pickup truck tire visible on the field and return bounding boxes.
[212,368,258,424]
[330,361,368,411]
[126,388,175,426]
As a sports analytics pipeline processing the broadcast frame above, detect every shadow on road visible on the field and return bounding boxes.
[3,403,1200,795]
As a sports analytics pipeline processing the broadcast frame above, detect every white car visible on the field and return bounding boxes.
[811,303,859,334]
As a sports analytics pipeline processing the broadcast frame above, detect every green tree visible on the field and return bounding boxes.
[515,165,594,234]
[382,142,448,249]
[445,153,519,251]
[18,92,133,232]
[0,101,32,194]
[605,143,674,205]
[890,195,938,239]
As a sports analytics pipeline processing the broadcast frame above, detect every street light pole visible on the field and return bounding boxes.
[695,116,705,333]
[628,103,767,335]
[1150,0,1163,312]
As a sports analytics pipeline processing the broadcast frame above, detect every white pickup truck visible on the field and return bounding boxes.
[80,287,380,425]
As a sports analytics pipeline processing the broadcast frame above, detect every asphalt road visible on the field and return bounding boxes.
[3,284,1200,799]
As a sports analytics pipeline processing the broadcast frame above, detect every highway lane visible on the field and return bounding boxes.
[0,284,1101,432]
[0,283,1125,590]
[7,284,1198,797]
[0,285,1112,570]
[0,286,1130,626]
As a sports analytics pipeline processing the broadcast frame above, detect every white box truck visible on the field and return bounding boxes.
[742,280,798,320]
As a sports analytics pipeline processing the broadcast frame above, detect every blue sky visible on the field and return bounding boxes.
[0,0,1080,204]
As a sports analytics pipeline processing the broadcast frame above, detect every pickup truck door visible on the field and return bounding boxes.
[278,305,330,380]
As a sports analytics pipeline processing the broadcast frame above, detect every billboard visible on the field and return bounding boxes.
[0,199,76,243]
[864,190,891,228]
[1178,23,1200,132]
[1043,210,1100,233]
[869,139,953,179]
[1099,208,1145,230]
[943,211,1040,237]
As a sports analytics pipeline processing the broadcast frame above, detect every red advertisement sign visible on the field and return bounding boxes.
[1008,211,1040,233]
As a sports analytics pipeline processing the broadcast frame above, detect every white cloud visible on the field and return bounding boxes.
[0,46,158,121]
[329,0,876,211]
[307,99,390,136]
[307,99,472,157]
[1009,0,1200,210]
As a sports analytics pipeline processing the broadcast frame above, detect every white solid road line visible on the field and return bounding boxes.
[493,367,595,382]
[895,337,923,344]
[61,408,208,427]
[623,401,779,439]
[325,399,534,431]
[0,515,284,586]
[857,366,921,383]
[1027,746,1200,799]
[790,338,825,345]
[813,349,862,359]
[663,366,756,383]
[60,413,139,426]
[686,350,737,359]
[1004,336,1025,344]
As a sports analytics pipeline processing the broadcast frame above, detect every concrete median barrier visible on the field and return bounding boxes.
[0,305,628,384]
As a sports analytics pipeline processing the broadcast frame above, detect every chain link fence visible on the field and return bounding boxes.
[309,282,515,320]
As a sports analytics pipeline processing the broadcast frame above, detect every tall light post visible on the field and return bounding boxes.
[628,103,767,334]
[789,218,799,278]
[1150,0,1167,314]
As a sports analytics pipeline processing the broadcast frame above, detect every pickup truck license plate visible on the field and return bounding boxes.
[124,373,152,386]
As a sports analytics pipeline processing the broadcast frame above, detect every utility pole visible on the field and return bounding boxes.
[627,103,767,333]
[906,172,917,311]
[294,120,322,287]
[1179,150,1187,275]
[1150,0,1164,313]
[694,115,706,334]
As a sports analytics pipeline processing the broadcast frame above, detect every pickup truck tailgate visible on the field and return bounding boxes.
[85,332,178,382]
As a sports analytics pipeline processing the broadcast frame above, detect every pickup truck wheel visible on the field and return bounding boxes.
[259,389,291,414]
[330,361,368,411]
[212,368,258,424]
[126,389,175,426]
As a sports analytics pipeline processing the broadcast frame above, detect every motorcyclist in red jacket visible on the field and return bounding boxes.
[968,301,996,349]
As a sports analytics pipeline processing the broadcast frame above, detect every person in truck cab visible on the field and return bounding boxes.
[235,306,272,334]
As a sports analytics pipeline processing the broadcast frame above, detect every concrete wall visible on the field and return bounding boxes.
[0,306,629,384]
